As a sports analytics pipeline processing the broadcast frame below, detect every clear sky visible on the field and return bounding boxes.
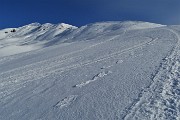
[1,0,180,29]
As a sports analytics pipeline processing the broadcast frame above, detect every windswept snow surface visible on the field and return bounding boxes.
[0,21,179,120]
[0,23,77,57]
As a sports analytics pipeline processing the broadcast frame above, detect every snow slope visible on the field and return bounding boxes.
[0,21,180,120]
[0,23,77,57]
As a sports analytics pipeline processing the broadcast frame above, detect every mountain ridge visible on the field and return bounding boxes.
[0,21,166,57]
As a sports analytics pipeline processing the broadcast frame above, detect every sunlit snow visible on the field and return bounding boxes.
[0,21,180,120]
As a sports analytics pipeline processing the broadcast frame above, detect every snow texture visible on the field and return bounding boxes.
[0,21,179,120]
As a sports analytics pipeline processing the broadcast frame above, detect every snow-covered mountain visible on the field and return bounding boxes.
[0,21,164,57]
[0,21,180,120]
[0,23,77,57]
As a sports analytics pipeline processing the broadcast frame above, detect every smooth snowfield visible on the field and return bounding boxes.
[0,21,179,120]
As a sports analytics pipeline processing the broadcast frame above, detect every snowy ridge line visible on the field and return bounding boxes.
[123,28,180,120]
[0,26,150,70]
[0,25,125,65]
[0,37,157,100]
[0,21,165,59]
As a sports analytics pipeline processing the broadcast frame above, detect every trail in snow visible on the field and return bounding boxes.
[0,37,157,100]
[1,36,157,78]
[0,34,121,75]
[73,71,112,88]
[54,95,78,109]
[124,28,180,120]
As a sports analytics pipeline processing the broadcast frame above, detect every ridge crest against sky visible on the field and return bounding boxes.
[1,0,180,29]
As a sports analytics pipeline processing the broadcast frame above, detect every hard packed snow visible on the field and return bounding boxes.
[0,21,180,120]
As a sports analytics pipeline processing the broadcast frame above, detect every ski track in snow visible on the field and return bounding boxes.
[0,35,119,99]
[0,34,121,79]
[73,71,112,88]
[0,35,118,73]
[123,28,180,120]
[0,36,157,100]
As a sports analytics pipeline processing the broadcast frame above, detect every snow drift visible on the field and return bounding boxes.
[0,21,180,120]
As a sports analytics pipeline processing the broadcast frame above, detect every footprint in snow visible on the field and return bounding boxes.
[54,95,78,109]
[116,60,123,64]
[73,71,112,88]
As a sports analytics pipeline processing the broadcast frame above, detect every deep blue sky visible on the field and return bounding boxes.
[1,0,180,29]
